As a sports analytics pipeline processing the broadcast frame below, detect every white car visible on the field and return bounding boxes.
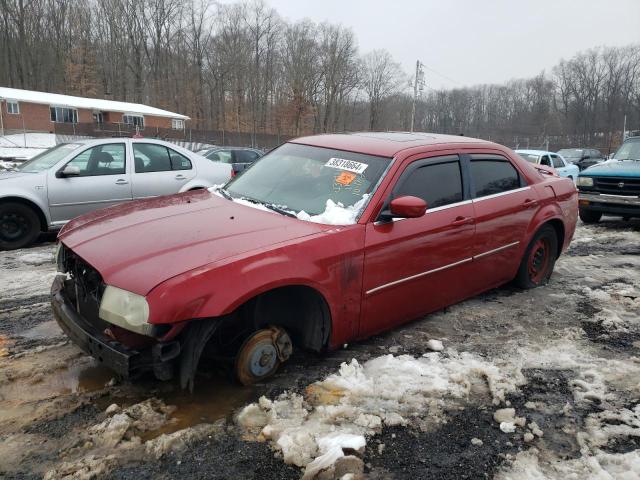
[515,149,579,183]
[0,138,232,249]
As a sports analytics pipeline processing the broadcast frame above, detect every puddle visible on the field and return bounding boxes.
[140,373,255,441]
[0,358,113,406]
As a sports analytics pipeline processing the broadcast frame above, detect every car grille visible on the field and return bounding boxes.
[592,177,640,196]
[60,245,107,327]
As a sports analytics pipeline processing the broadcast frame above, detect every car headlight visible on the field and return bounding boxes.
[55,242,64,272]
[577,177,594,187]
[99,285,151,335]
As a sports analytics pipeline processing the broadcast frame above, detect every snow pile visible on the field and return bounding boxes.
[297,195,369,226]
[18,252,54,266]
[237,352,522,476]
[496,448,640,480]
[0,133,57,148]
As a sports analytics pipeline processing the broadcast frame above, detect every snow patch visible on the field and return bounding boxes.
[237,352,522,474]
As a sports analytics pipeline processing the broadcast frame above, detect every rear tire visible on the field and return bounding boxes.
[514,225,558,289]
[579,208,602,224]
[0,202,41,250]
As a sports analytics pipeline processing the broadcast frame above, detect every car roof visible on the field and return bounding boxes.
[515,149,555,155]
[289,132,494,157]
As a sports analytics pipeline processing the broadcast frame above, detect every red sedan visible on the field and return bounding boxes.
[51,132,578,389]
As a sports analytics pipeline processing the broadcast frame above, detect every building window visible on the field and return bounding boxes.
[50,106,78,123]
[93,112,104,124]
[123,114,144,128]
[171,119,185,130]
[6,100,19,114]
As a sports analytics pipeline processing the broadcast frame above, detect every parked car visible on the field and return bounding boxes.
[515,149,579,182]
[576,135,640,223]
[557,148,605,171]
[200,147,263,176]
[51,132,578,389]
[0,138,231,250]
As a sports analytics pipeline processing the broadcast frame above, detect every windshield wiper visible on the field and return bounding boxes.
[240,196,296,218]
[217,187,233,200]
[263,203,296,218]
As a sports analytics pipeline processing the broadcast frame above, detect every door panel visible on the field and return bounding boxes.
[469,155,538,288]
[361,204,476,337]
[360,155,476,337]
[131,143,195,198]
[47,143,132,223]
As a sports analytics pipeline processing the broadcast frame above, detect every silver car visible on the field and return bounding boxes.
[0,138,231,249]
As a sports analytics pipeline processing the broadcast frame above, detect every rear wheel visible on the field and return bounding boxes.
[579,208,602,224]
[514,225,558,289]
[0,202,41,250]
[234,326,292,385]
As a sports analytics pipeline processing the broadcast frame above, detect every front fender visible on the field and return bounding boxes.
[145,226,366,348]
[0,187,52,227]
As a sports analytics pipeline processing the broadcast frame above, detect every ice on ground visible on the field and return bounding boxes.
[297,195,369,226]
[237,351,523,473]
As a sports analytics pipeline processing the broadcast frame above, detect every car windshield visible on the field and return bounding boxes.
[224,143,390,224]
[557,149,582,159]
[612,139,640,161]
[516,153,540,164]
[17,143,82,173]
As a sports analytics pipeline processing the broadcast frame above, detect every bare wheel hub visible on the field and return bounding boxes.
[235,326,292,385]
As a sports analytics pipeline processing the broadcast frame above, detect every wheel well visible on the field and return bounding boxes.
[0,196,47,232]
[219,285,332,353]
[543,219,565,258]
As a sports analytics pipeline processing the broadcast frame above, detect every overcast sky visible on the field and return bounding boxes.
[239,0,640,89]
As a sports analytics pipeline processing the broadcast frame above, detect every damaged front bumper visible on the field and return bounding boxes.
[51,274,180,379]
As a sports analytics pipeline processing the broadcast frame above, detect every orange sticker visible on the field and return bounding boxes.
[335,171,357,186]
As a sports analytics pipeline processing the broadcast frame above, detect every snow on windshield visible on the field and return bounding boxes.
[296,194,369,225]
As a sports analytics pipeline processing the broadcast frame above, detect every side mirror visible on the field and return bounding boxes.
[57,165,81,178]
[388,196,428,219]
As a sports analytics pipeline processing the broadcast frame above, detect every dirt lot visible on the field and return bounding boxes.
[1,219,639,479]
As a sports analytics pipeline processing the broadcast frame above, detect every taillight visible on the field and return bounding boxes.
[231,169,237,177]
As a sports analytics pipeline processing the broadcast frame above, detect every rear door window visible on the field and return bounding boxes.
[168,149,192,170]
[395,157,463,208]
[133,144,172,173]
[551,154,564,168]
[470,155,522,198]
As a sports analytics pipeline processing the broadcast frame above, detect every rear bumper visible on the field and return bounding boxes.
[51,275,180,378]
[578,192,640,217]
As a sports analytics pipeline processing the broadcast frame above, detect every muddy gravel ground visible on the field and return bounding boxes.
[0,219,639,479]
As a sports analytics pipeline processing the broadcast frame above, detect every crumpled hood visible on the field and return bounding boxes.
[581,160,640,177]
[59,190,330,295]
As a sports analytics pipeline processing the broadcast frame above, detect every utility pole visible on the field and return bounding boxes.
[623,114,627,141]
[410,60,424,133]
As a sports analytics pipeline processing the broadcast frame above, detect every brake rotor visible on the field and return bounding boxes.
[235,326,292,386]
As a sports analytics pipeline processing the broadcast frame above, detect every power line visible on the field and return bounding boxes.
[421,64,461,86]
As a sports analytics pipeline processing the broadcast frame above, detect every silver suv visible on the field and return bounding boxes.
[0,138,231,249]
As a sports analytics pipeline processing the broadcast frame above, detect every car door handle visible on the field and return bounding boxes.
[175,174,186,180]
[451,216,474,226]
[523,199,538,208]
[115,179,128,185]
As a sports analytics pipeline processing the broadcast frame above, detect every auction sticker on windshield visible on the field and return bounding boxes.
[324,158,368,174]
[335,171,357,186]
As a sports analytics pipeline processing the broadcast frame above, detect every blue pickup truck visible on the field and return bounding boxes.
[577,135,640,223]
